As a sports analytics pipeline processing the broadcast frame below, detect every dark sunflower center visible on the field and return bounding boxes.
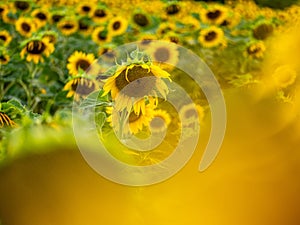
[0,8,4,13]
[62,23,74,30]
[52,14,64,23]
[97,31,107,40]
[26,40,46,54]
[71,78,95,95]
[133,13,149,27]
[43,34,56,43]
[185,108,197,118]
[115,65,156,98]
[14,1,30,11]
[113,21,121,30]
[141,38,153,45]
[21,23,31,32]
[0,55,8,62]
[94,9,106,17]
[169,36,179,44]
[0,35,7,41]
[79,20,89,30]
[166,4,180,15]
[36,12,47,20]
[154,47,170,62]
[76,59,90,71]
[206,10,221,20]
[129,112,141,123]
[205,31,217,41]
[82,6,91,12]
[253,24,273,40]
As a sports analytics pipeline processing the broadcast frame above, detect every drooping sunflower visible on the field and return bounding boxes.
[67,51,95,76]
[76,2,95,16]
[107,16,128,36]
[102,63,171,115]
[245,41,266,59]
[31,8,50,28]
[0,112,16,127]
[63,76,98,101]
[200,4,228,25]
[92,26,112,45]
[179,103,205,126]
[0,30,12,46]
[57,19,78,36]
[20,37,55,64]
[145,41,179,67]
[15,17,37,37]
[149,109,171,133]
[198,26,225,48]
[90,7,111,24]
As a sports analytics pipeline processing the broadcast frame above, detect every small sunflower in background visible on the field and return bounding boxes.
[179,103,205,126]
[245,41,266,59]
[200,4,228,25]
[0,50,10,65]
[57,18,78,36]
[0,4,9,19]
[90,6,111,24]
[12,0,31,12]
[92,26,112,45]
[272,65,298,89]
[132,11,151,29]
[138,34,157,49]
[31,8,50,28]
[198,26,225,48]
[67,51,95,76]
[162,32,181,45]
[156,22,177,37]
[20,37,55,64]
[0,112,16,127]
[63,76,99,101]
[0,30,12,46]
[78,18,93,36]
[40,31,58,44]
[108,16,128,37]
[15,17,37,37]
[145,41,179,68]
[149,109,171,133]
[50,11,65,24]
[102,51,171,116]
[252,22,274,40]
[76,2,95,16]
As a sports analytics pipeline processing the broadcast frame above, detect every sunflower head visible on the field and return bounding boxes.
[132,12,151,28]
[15,17,37,37]
[57,19,79,36]
[67,51,95,76]
[13,1,31,12]
[92,26,112,45]
[198,26,225,48]
[201,4,228,25]
[108,16,128,36]
[31,9,49,28]
[246,41,266,58]
[149,109,171,133]
[272,65,298,89]
[253,23,274,40]
[0,30,12,46]
[0,52,10,65]
[77,2,95,15]
[90,7,111,23]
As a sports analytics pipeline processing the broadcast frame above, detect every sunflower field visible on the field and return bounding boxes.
[0,0,300,225]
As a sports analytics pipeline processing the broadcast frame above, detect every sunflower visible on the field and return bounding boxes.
[156,22,177,37]
[132,12,151,28]
[78,18,92,36]
[200,4,228,25]
[57,19,78,36]
[252,23,274,40]
[15,17,37,37]
[0,4,9,19]
[63,77,98,101]
[145,41,179,67]
[0,30,12,46]
[198,26,225,48]
[102,63,171,115]
[162,32,181,45]
[77,2,95,16]
[165,3,181,16]
[0,53,10,65]
[272,65,297,89]
[50,12,65,24]
[106,104,154,135]
[0,112,16,127]
[179,103,205,126]
[67,51,95,76]
[90,7,111,23]
[20,37,55,64]
[92,26,112,45]
[149,109,171,133]
[13,1,31,12]
[245,41,266,58]
[107,16,128,36]
[41,31,58,44]
[31,8,50,28]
